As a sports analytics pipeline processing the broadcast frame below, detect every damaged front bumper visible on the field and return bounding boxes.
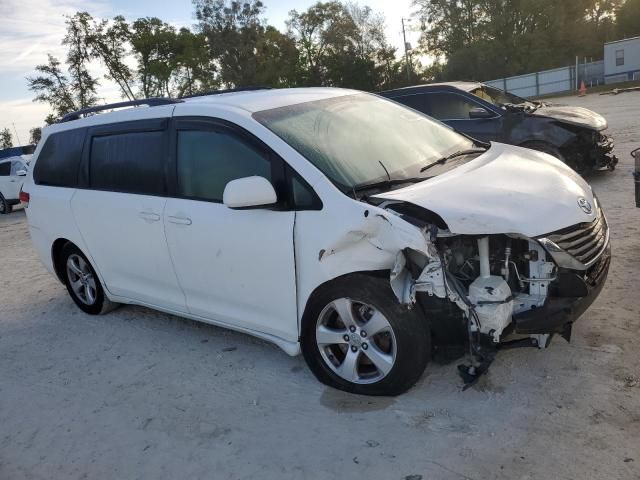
[592,133,618,170]
[564,132,618,171]
[512,242,610,339]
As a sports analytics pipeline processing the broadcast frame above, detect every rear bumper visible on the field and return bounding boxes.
[513,243,610,336]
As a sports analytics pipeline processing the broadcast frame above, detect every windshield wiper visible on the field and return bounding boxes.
[420,148,487,173]
[351,176,427,195]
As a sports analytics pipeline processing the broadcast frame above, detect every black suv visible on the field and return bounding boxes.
[380,82,618,172]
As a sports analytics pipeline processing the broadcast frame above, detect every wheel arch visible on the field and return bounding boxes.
[51,238,97,285]
[298,270,390,337]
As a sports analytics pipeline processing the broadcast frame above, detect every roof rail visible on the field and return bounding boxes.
[59,97,182,123]
[180,86,272,99]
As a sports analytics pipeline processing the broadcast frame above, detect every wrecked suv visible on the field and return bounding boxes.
[381,82,618,172]
[22,88,610,396]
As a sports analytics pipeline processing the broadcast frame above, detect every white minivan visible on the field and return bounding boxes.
[0,149,30,214]
[22,88,610,395]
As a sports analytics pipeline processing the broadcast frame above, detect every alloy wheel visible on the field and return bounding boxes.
[316,297,397,384]
[66,254,98,306]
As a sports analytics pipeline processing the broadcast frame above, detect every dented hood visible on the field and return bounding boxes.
[532,104,607,131]
[373,143,597,237]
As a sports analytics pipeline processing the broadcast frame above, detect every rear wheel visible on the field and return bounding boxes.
[61,243,117,315]
[301,274,430,396]
[0,193,11,215]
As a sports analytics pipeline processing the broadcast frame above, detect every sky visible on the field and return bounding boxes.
[0,0,421,144]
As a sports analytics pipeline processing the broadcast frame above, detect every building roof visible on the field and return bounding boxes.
[605,35,640,46]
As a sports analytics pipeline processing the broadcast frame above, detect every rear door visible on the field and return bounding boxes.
[163,116,297,341]
[71,117,187,312]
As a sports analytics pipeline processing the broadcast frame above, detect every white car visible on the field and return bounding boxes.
[0,152,30,214]
[22,88,610,395]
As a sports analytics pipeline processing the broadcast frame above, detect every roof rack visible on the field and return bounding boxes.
[180,86,271,99]
[59,97,182,123]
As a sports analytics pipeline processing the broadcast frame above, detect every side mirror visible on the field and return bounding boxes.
[223,176,277,209]
[16,169,27,177]
[469,107,494,119]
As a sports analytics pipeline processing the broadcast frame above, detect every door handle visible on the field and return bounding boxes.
[138,212,161,222]
[167,216,192,225]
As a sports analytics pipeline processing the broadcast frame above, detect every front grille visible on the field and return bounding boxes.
[548,208,608,266]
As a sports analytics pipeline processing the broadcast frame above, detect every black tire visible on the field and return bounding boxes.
[301,274,430,396]
[0,193,11,215]
[60,243,118,315]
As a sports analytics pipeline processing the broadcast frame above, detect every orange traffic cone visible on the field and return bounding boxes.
[579,81,587,97]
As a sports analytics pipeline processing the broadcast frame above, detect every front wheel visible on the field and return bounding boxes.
[301,274,430,396]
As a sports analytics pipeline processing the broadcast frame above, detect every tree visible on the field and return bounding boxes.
[130,18,179,97]
[287,2,352,85]
[414,0,621,81]
[63,12,99,109]
[173,28,219,96]
[27,55,78,121]
[29,127,42,145]
[287,2,394,89]
[617,0,640,38]
[0,128,13,149]
[82,14,137,100]
[194,0,299,87]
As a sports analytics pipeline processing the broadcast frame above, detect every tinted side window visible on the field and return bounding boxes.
[394,94,432,115]
[0,162,10,176]
[176,129,271,202]
[33,128,85,187]
[90,131,165,195]
[427,93,481,120]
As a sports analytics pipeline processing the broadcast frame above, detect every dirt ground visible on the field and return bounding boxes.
[1,92,639,480]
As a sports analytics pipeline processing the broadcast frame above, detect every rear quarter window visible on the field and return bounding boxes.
[33,128,86,187]
[89,130,166,196]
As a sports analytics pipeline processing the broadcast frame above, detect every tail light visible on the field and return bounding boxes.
[19,188,30,206]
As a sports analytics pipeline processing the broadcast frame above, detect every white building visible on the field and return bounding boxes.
[604,36,640,84]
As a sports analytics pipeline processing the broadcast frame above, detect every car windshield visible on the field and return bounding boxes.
[471,85,530,107]
[254,93,476,191]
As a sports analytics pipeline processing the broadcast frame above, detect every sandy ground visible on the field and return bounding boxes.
[1,92,639,480]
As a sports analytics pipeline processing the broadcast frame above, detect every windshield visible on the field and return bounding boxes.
[471,85,529,107]
[254,93,475,191]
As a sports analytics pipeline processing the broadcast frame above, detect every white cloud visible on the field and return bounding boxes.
[0,98,50,144]
[0,0,119,142]
[0,0,110,72]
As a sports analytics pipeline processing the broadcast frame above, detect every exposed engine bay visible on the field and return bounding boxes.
[391,233,554,341]
[384,206,562,388]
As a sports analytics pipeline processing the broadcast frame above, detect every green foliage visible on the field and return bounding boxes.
[617,0,640,38]
[414,0,631,81]
[26,0,639,126]
[194,0,298,87]
[26,54,81,121]
[0,128,13,149]
[29,127,42,145]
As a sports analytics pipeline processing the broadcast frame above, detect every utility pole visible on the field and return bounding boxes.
[402,18,412,83]
[11,123,22,146]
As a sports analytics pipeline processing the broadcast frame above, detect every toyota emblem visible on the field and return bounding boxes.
[577,197,593,214]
